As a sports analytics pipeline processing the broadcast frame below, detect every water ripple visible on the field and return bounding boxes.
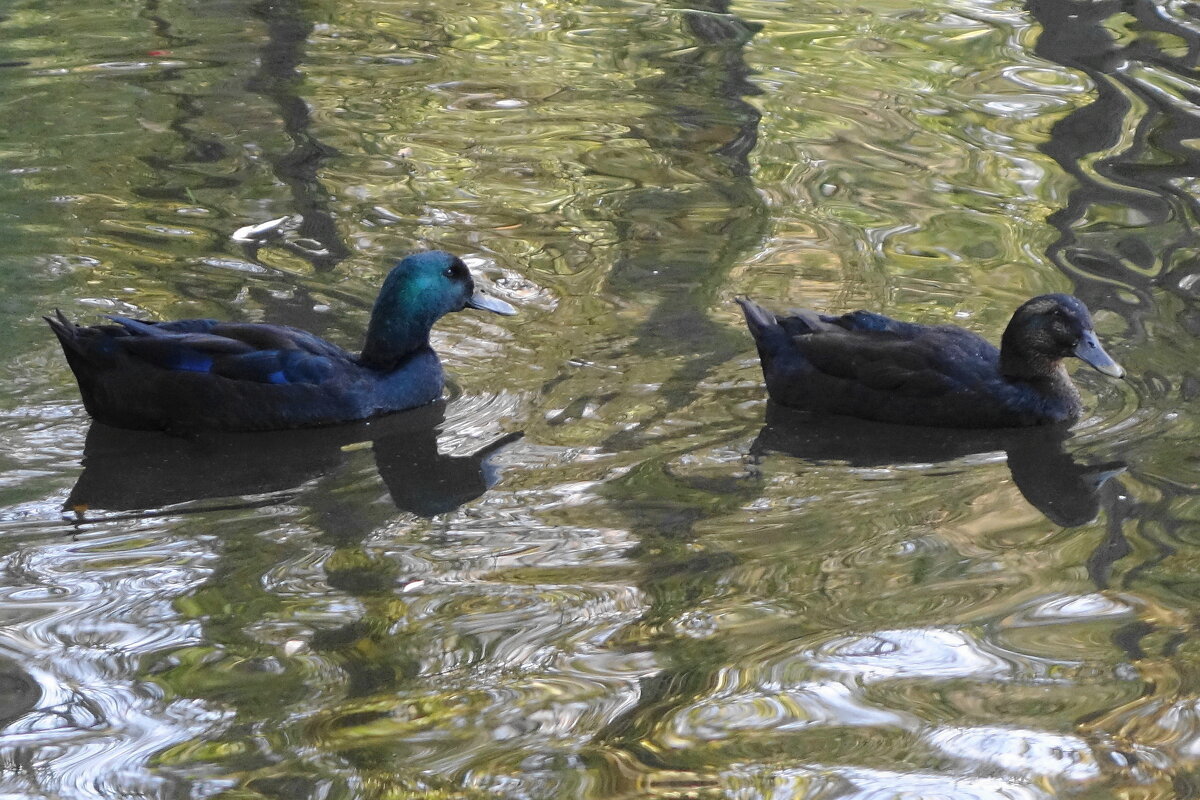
[3,0,1199,796]
[805,628,1015,683]
[723,764,1052,800]
[926,725,1102,783]
[0,527,223,798]
[666,679,916,745]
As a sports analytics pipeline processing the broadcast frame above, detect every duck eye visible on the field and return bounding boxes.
[444,260,468,280]
[1048,308,1072,328]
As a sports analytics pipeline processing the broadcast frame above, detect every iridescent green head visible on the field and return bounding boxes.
[360,251,516,368]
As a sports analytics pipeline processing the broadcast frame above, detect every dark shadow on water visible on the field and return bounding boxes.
[0,656,39,733]
[243,0,351,270]
[596,0,769,450]
[125,0,351,347]
[590,0,768,763]
[1030,0,1200,655]
[66,403,519,519]
[1030,0,1200,335]
[752,403,1125,528]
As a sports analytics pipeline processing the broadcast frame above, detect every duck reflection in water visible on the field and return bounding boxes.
[66,401,520,519]
[752,403,1124,527]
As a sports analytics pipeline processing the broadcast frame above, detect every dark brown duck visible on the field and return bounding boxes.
[737,293,1125,428]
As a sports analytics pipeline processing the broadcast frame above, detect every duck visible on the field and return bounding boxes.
[46,250,517,431]
[736,293,1125,428]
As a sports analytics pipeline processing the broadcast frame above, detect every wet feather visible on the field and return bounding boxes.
[737,293,1124,428]
[46,251,517,431]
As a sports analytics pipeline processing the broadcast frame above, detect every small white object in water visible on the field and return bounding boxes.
[282,639,307,656]
[290,238,330,257]
[231,215,291,243]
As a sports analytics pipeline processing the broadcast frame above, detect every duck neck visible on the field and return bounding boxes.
[359,291,438,370]
[999,322,1051,381]
[1000,349,1057,382]
[1000,332,1080,409]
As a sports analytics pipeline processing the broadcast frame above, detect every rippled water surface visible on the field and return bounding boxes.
[2,0,1200,797]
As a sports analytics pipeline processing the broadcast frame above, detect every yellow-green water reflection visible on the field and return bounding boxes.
[1,0,1199,797]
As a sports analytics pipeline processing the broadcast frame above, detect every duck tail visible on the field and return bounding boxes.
[44,309,82,353]
[737,296,795,368]
[735,296,775,335]
[45,310,107,416]
[736,296,790,348]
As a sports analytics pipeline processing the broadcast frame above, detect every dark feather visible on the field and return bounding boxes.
[737,294,1124,428]
[45,250,517,431]
[45,312,442,431]
[100,318,340,385]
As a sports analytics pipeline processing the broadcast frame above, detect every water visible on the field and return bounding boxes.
[1,0,1199,797]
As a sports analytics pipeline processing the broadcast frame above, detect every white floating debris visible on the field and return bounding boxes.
[290,238,330,257]
[231,215,291,243]
[282,639,307,656]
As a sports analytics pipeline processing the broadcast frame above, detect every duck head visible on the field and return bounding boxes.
[361,251,516,368]
[1000,294,1124,381]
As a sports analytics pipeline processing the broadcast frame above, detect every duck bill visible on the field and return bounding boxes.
[1074,330,1124,378]
[467,292,517,316]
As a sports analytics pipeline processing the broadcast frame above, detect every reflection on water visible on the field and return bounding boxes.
[2,0,1200,797]
[67,402,520,519]
[754,403,1126,528]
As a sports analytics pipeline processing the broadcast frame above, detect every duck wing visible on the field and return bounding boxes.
[157,319,352,361]
[48,312,351,386]
[752,300,998,397]
[778,308,928,339]
[792,325,997,398]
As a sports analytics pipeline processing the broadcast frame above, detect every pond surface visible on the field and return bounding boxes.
[2,0,1200,797]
